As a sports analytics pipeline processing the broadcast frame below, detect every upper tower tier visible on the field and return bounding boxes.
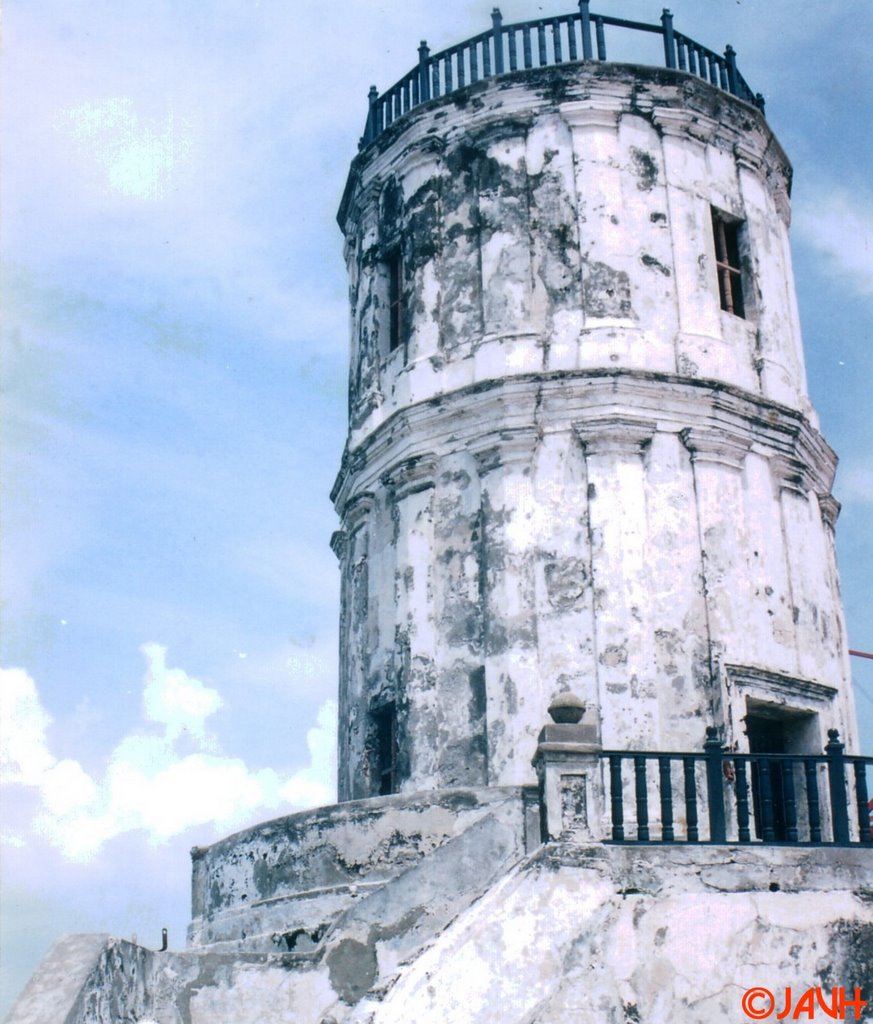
[336,7,812,451]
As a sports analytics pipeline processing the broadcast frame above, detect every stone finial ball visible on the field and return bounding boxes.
[548,692,586,724]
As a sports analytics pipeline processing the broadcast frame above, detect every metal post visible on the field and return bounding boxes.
[609,755,625,841]
[826,730,850,844]
[704,727,726,842]
[661,8,676,69]
[683,757,699,842]
[579,0,593,60]
[735,759,751,842]
[853,762,871,844]
[418,40,431,103]
[492,8,504,75]
[634,756,650,841]
[805,759,822,843]
[363,85,379,147]
[658,757,674,842]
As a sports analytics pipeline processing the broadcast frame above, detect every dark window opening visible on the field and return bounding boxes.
[372,702,398,796]
[747,715,788,841]
[745,710,816,842]
[387,249,404,353]
[711,208,745,318]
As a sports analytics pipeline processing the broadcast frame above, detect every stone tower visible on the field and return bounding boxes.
[331,5,859,803]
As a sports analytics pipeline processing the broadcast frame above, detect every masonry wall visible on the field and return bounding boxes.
[332,64,856,801]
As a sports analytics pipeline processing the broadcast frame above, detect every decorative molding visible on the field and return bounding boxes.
[342,492,375,533]
[330,530,347,561]
[331,370,837,510]
[769,452,811,496]
[574,416,656,458]
[680,426,749,470]
[470,427,539,475]
[380,456,437,501]
[817,493,841,531]
[725,664,838,707]
[559,99,623,132]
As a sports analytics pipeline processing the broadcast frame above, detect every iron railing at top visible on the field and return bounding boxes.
[603,728,873,847]
[359,3,764,149]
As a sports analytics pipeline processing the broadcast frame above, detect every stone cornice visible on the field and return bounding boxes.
[330,370,836,512]
[818,493,841,530]
[559,99,623,132]
[574,416,656,458]
[725,664,839,707]
[680,426,750,470]
[380,456,437,501]
[329,530,347,561]
[341,492,375,533]
[470,427,540,475]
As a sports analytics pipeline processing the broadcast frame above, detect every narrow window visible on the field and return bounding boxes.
[711,208,745,318]
[387,249,404,353]
[372,702,398,795]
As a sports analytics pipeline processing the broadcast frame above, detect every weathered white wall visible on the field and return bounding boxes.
[332,64,856,799]
[13,846,870,1024]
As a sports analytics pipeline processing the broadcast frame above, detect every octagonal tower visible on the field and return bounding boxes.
[331,8,859,802]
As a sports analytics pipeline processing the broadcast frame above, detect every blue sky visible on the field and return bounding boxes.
[1,0,871,1013]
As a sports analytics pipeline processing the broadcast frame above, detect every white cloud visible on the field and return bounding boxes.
[1,654,337,862]
[794,190,873,297]
[140,642,222,742]
[55,97,193,200]
[0,668,55,785]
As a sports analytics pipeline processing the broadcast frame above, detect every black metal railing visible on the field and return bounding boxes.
[603,728,873,847]
[359,2,763,149]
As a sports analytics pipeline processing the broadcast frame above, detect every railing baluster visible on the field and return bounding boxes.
[735,759,751,842]
[537,23,547,66]
[552,20,562,63]
[634,756,650,841]
[432,62,440,99]
[610,755,625,841]
[470,40,479,82]
[595,17,606,60]
[758,758,776,842]
[805,760,822,843]
[853,762,871,844]
[508,30,518,71]
[444,53,453,94]
[492,8,504,75]
[827,730,850,844]
[696,46,706,78]
[523,26,533,69]
[580,0,593,59]
[658,757,674,841]
[483,36,492,77]
[567,16,578,61]
[704,727,726,842]
[783,758,798,843]
[457,47,466,88]
[708,54,719,86]
[683,756,699,842]
[718,59,728,90]
[675,35,687,71]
